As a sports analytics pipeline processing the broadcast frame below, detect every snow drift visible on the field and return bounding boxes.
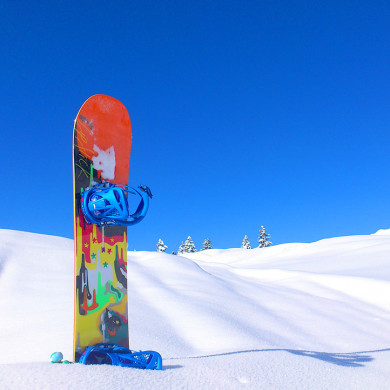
[1,229,390,389]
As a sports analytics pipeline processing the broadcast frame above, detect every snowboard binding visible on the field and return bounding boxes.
[81,182,152,227]
[79,343,162,370]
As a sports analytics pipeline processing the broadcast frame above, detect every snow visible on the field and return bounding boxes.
[373,228,390,235]
[1,229,390,389]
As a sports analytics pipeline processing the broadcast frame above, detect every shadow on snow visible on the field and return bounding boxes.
[168,348,390,368]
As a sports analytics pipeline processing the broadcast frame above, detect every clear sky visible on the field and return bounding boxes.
[1,1,390,251]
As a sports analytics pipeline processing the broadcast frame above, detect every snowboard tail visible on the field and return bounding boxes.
[73,95,132,362]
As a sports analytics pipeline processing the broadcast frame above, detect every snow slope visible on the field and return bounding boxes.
[1,229,390,389]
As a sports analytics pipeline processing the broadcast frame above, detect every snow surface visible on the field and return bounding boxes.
[1,229,390,389]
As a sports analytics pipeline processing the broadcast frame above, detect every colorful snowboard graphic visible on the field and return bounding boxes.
[73,95,132,362]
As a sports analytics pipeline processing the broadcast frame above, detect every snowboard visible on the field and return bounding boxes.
[72,94,132,362]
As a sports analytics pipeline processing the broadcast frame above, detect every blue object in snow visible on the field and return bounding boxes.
[81,183,151,227]
[78,343,162,370]
[50,352,63,363]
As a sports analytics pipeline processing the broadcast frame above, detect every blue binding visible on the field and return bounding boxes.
[79,343,162,370]
[81,183,151,227]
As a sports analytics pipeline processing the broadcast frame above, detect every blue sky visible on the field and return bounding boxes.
[1,1,390,251]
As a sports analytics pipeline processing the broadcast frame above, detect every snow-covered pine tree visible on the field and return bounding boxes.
[156,238,168,252]
[241,235,252,249]
[201,238,212,250]
[178,242,185,255]
[184,236,197,253]
[258,226,272,248]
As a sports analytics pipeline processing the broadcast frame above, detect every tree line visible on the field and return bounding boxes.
[156,226,272,254]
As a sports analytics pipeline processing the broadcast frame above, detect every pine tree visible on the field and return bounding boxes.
[156,238,168,252]
[178,242,185,254]
[201,238,212,250]
[183,236,197,253]
[258,226,272,248]
[178,236,197,254]
[241,235,252,249]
